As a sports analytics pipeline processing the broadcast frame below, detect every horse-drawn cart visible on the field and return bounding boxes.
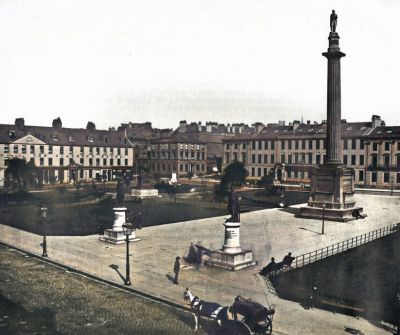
[227,296,275,335]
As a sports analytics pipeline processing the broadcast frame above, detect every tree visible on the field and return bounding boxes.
[5,158,38,192]
[215,161,248,199]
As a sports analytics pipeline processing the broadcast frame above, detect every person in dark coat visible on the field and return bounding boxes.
[173,256,181,284]
[259,257,277,276]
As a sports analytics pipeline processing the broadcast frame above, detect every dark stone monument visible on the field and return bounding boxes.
[298,11,364,222]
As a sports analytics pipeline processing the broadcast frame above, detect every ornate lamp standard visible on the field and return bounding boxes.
[122,223,134,285]
[40,205,48,257]
[321,202,326,235]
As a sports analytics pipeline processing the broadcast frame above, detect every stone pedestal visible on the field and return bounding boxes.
[205,221,256,271]
[130,188,159,198]
[298,164,364,222]
[99,207,140,244]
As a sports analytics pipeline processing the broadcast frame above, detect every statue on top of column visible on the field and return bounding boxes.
[330,10,338,32]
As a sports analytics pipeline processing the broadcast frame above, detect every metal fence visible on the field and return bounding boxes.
[277,222,400,276]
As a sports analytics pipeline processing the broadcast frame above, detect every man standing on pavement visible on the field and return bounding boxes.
[173,256,181,284]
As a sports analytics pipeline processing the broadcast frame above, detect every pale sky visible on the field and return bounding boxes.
[0,0,399,129]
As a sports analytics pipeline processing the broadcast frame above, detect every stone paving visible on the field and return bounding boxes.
[1,193,399,334]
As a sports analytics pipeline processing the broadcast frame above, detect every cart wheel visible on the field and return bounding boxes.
[254,318,272,335]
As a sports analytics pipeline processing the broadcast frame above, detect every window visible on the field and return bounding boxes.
[258,168,262,177]
[264,154,268,164]
[252,141,256,150]
[80,146,84,154]
[125,159,128,166]
[110,159,114,166]
[60,147,64,155]
[373,143,378,151]
[359,155,364,165]
[384,172,389,183]
[258,155,262,163]
[360,140,364,150]
[384,155,390,168]
[316,140,320,150]
[372,155,378,168]
[69,146,73,154]
[233,153,238,161]
[385,142,390,151]
[371,172,377,183]
[69,158,74,165]
[103,158,107,165]
[48,158,53,166]
[271,141,275,150]
[226,153,230,164]
[316,154,321,164]
[251,167,255,177]
[40,146,44,154]
[69,135,74,142]
[352,139,356,150]
[351,155,356,166]
[252,154,256,163]
[48,146,53,154]
[258,141,262,150]
[89,158,93,166]
[295,140,299,150]
[13,145,18,154]
[117,159,121,166]
[288,154,292,164]
[96,158,100,166]
[343,155,348,165]
[271,154,275,164]
[288,140,292,150]
[281,153,285,163]
[21,145,26,154]
[40,158,44,166]
[359,170,364,182]
[241,153,246,163]
[80,158,84,165]
[281,140,285,150]
[30,145,34,154]
[4,145,9,154]
[125,148,128,155]
[242,143,247,149]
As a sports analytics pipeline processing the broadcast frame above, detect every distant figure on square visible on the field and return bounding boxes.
[173,256,181,284]
[330,10,338,32]
[227,188,240,222]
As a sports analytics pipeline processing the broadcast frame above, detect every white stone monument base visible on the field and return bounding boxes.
[99,207,140,244]
[204,221,256,271]
[130,188,159,198]
[99,229,140,244]
[205,249,256,271]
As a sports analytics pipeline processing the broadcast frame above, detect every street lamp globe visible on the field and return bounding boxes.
[122,223,134,236]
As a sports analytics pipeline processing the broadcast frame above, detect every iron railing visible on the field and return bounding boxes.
[271,222,400,277]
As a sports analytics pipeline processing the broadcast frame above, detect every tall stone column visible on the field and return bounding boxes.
[323,32,345,165]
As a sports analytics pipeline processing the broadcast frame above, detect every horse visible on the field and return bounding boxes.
[183,287,229,332]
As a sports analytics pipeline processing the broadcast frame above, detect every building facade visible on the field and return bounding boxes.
[223,115,400,189]
[0,118,139,186]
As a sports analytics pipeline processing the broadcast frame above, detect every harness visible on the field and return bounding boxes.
[190,296,227,321]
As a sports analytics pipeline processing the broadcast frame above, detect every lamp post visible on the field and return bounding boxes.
[321,202,326,235]
[40,205,48,257]
[122,223,134,285]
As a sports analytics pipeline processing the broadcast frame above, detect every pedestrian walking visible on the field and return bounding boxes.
[173,256,181,284]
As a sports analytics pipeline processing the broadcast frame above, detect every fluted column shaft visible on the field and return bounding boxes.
[323,32,345,165]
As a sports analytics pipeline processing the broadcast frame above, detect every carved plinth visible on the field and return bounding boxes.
[99,207,140,244]
[205,220,256,271]
[298,164,364,222]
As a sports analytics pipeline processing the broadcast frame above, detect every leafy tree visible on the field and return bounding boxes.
[215,161,248,199]
[5,158,38,192]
